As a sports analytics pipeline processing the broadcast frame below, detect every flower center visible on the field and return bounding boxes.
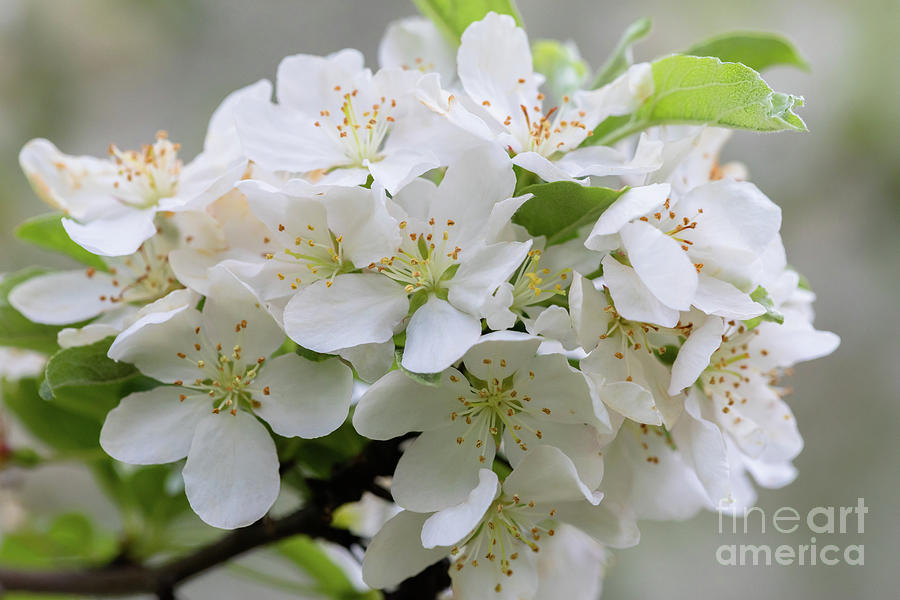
[372,217,461,295]
[264,221,353,289]
[509,250,570,313]
[93,234,181,307]
[313,87,397,167]
[636,198,705,273]
[174,322,269,416]
[450,493,558,590]
[109,130,182,209]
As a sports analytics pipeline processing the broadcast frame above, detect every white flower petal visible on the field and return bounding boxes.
[568,272,613,351]
[586,183,670,239]
[503,446,601,505]
[338,341,395,383]
[597,381,663,426]
[452,554,537,600]
[9,270,119,325]
[284,274,409,354]
[108,303,210,384]
[553,499,640,548]
[253,354,353,438]
[671,390,732,505]
[392,424,495,512]
[100,387,208,465]
[402,296,482,374]
[503,419,605,489]
[379,17,456,83]
[201,266,285,361]
[353,369,465,439]
[600,255,679,327]
[362,510,448,590]
[421,469,498,548]
[620,220,697,310]
[692,274,765,319]
[183,411,280,529]
[459,332,541,384]
[457,12,538,134]
[511,151,581,183]
[62,210,158,257]
[448,241,532,316]
[669,315,725,395]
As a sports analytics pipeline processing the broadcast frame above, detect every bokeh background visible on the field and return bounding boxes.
[0,0,897,598]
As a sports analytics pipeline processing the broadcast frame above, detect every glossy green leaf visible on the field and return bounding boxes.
[413,0,522,42]
[40,336,157,421]
[0,513,116,569]
[0,268,63,353]
[591,17,652,88]
[585,54,807,147]
[685,31,809,72]
[512,182,626,246]
[277,536,367,598]
[16,213,107,270]
[2,378,100,452]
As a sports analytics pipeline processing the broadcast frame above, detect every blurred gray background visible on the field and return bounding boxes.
[0,0,897,598]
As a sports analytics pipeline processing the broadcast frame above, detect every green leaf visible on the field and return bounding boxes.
[685,31,809,72]
[585,54,807,147]
[15,213,107,270]
[0,513,116,569]
[2,378,100,452]
[591,17,652,88]
[277,536,360,597]
[743,285,784,329]
[532,39,589,102]
[512,182,626,246]
[41,337,156,422]
[0,268,63,353]
[412,0,523,43]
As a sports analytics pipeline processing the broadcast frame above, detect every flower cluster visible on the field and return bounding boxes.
[7,11,838,599]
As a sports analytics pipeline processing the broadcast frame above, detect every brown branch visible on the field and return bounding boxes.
[0,438,414,598]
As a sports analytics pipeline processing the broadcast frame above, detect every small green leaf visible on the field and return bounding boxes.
[532,39,589,102]
[585,54,807,147]
[0,268,63,353]
[744,285,784,329]
[277,536,359,597]
[512,182,626,246]
[591,17,652,88]
[2,378,101,451]
[16,213,107,270]
[685,31,809,72]
[41,337,156,421]
[412,0,523,43]
[0,513,116,569]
